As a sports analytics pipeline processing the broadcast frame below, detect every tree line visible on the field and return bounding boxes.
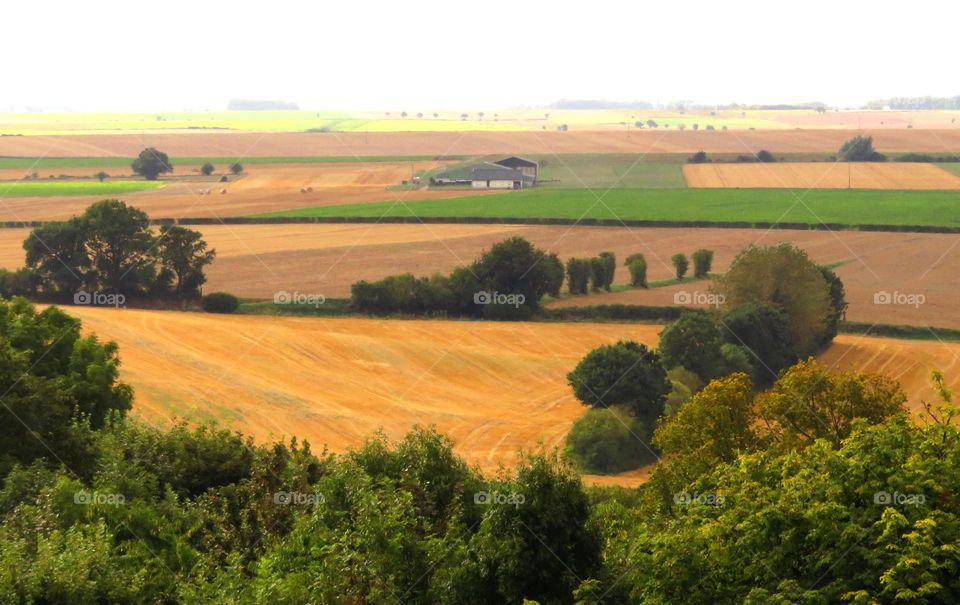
[0,296,958,602]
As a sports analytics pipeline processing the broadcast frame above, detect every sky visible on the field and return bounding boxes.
[4,0,958,112]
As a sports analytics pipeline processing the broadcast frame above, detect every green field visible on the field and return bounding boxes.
[0,181,165,197]
[937,162,960,177]
[257,187,960,228]
[0,155,465,170]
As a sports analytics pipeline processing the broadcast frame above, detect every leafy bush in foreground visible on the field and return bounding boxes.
[201,291,239,313]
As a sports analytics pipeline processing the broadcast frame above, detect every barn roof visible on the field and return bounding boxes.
[471,164,524,181]
[494,156,539,169]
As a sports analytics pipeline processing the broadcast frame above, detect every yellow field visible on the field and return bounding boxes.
[683,162,960,189]
[56,307,960,487]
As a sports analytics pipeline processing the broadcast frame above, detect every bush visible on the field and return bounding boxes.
[202,292,239,314]
[598,251,616,290]
[229,162,244,174]
[565,406,654,473]
[589,257,606,291]
[671,253,689,280]
[687,150,710,164]
[566,258,591,295]
[567,340,671,426]
[691,249,713,278]
[756,149,776,163]
[839,135,886,162]
[200,163,215,176]
[625,253,647,288]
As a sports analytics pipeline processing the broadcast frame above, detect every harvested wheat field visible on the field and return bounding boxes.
[0,161,487,222]
[63,306,660,483]
[6,128,960,159]
[684,162,960,189]
[4,224,959,329]
[58,307,960,487]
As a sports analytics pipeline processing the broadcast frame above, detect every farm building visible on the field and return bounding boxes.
[493,156,539,181]
[470,164,534,189]
[432,156,539,189]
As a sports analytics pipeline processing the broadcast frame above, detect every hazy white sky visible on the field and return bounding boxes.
[4,0,957,111]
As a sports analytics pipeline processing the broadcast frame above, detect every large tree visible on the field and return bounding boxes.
[567,340,671,426]
[80,200,156,294]
[23,218,91,295]
[131,147,173,180]
[156,225,217,298]
[714,243,834,356]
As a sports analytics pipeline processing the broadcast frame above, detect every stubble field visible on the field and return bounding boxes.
[684,162,960,189]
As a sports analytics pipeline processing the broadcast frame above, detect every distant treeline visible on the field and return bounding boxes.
[866,96,960,110]
[549,99,654,109]
[226,99,300,111]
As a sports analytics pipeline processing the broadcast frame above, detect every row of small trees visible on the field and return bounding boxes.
[563,243,845,474]
[565,252,615,294]
[131,147,243,180]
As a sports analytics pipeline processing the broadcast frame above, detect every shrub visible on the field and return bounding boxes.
[671,253,689,280]
[687,151,710,164]
[565,406,654,473]
[202,292,239,314]
[691,249,713,278]
[200,163,215,176]
[625,253,647,288]
[589,257,606,292]
[598,251,616,290]
[755,149,776,163]
[566,258,591,295]
[839,135,886,162]
[229,162,244,175]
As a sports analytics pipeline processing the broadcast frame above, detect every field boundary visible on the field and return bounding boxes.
[2,215,960,235]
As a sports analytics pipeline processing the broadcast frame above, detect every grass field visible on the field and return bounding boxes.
[0,180,165,196]
[256,187,960,228]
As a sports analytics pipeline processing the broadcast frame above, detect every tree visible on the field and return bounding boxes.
[94,171,109,182]
[714,243,833,356]
[598,252,615,290]
[131,147,173,180]
[156,225,217,298]
[567,340,671,426]
[818,265,848,346]
[469,237,559,316]
[671,253,689,280]
[691,249,713,278]
[687,150,709,164]
[79,200,156,295]
[588,257,606,292]
[200,163,215,176]
[625,253,647,288]
[720,302,795,383]
[565,258,591,295]
[542,253,565,297]
[839,135,886,162]
[756,149,776,163]
[229,162,244,175]
[756,358,906,448]
[658,312,729,381]
[23,218,91,295]
[0,298,132,476]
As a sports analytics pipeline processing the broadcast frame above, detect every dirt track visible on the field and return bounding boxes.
[5,128,960,158]
[684,162,960,189]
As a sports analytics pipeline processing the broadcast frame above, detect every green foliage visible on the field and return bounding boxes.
[691,248,714,277]
[721,302,795,383]
[542,252,565,297]
[566,257,591,295]
[0,298,131,477]
[839,135,886,162]
[201,292,239,314]
[24,200,214,300]
[589,257,606,292]
[756,149,776,163]
[565,406,654,473]
[687,150,710,163]
[131,147,173,180]
[671,253,689,280]
[200,162,215,176]
[715,243,834,356]
[567,340,671,426]
[94,171,109,182]
[598,251,615,290]
[229,162,243,175]
[658,312,729,381]
[818,265,848,346]
[624,253,648,288]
